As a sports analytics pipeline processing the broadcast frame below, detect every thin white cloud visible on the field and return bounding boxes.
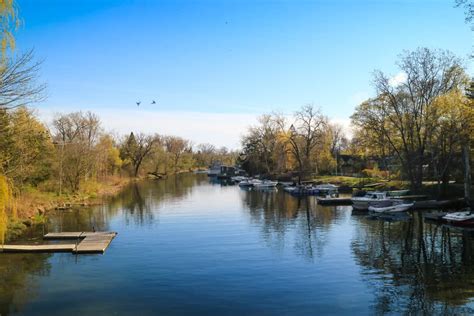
[330,117,354,139]
[349,91,370,106]
[38,108,258,150]
[389,72,407,87]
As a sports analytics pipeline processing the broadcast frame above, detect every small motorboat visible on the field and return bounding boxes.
[351,192,401,211]
[368,202,414,213]
[443,209,474,224]
[253,180,278,189]
[231,176,247,183]
[238,179,254,187]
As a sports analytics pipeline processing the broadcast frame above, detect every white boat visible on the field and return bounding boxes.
[315,184,339,196]
[351,192,401,211]
[238,179,254,187]
[231,176,247,183]
[368,202,414,213]
[253,180,278,189]
[443,210,474,222]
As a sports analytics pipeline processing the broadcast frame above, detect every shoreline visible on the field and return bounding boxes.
[6,176,133,241]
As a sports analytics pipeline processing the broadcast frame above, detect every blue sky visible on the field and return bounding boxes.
[15,0,473,147]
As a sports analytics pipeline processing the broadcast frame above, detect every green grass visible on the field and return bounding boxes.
[312,175,411,190]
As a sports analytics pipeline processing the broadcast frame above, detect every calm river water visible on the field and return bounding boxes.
[2,174,474,315]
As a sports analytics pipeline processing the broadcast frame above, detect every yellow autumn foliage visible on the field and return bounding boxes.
[0,174,11,244]
[0,0,19,59]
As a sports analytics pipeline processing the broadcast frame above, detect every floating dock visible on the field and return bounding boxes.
[316,197,352,205]
[0,231,117,254]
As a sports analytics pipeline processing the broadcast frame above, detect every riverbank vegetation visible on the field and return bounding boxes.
[0,103,237,240]
[239,48,474,198]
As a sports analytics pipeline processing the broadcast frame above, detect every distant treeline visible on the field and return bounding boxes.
[0,108,238,194]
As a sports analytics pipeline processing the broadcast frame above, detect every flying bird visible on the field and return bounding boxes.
[136,101,141,106]
[151,100,156,104]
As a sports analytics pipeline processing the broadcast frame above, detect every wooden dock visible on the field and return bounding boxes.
[0,231,117,254]
[316,197,352,205]
[0,244,76,253]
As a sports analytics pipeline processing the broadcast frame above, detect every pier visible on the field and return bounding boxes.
[0,232,117,254]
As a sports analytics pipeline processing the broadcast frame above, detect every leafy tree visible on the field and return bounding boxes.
[164,136,192,173]
[120,132,156,177]
[2,107,52,186]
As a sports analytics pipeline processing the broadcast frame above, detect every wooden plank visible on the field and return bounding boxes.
[44,232,83,239]
[44,232,117,239]
[74,233,117,254]
[0,244,76,253]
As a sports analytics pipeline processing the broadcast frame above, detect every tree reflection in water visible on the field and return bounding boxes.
[0,253,51,315]
[240,188,346,262]
[351,212,474,314]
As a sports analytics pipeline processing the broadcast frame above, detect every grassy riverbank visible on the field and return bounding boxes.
[312,175,409,190]
[5,176,131,241]
[313,175,472,199]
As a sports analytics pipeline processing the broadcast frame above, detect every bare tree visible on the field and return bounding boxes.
[352,48,468,191]
[287,104,327,183]
[52,112,102,192]
[456,0,474,29]
[0,51,46,109]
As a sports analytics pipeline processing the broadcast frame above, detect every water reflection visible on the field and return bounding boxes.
[240,188,345,261]
[352,212,474,314]
[0,254,51,315]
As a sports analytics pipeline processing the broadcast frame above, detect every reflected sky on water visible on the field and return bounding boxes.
[2,174,474,315]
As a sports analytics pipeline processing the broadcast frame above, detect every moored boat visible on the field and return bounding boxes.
[238,179,255,187]
[443,209,474,225]
[351,191,402,211]
[231,176,247,183]
[253,180,278,189]
[368,202,414,213]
